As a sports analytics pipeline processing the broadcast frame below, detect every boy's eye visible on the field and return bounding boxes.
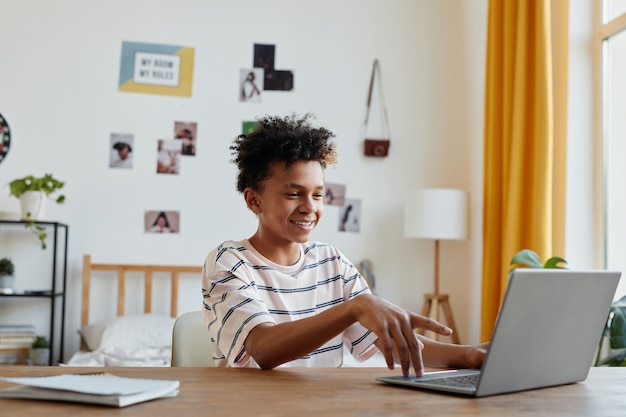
[286,192,324,199]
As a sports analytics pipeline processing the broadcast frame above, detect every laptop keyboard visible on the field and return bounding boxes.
[420,373,480,388]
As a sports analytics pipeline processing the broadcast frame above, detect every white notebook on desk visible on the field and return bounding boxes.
[0,373,179,407]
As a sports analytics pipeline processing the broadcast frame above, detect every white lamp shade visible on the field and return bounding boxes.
[404,188,468,240]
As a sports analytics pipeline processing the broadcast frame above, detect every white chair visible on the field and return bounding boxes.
[171,310,214,367]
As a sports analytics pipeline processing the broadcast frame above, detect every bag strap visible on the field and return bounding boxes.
[363,59,391,138]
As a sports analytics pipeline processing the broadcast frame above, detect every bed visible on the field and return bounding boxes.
[66,255,387,368]
[64,255,202,367]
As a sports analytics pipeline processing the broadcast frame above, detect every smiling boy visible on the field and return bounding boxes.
[202,114,487,376]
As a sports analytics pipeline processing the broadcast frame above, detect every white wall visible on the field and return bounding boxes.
[1,0,494,361]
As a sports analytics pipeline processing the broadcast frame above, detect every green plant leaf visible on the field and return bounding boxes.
[595,296,626,366]
[601,318,611,338]
[8,173,65,201]
[24,221,48,250]
[611,295,626,310]
[609,300,626,350]
[598,349,626,366]
[509,249,543,268]
[31,335,50,348]
[0,258,14,275]
[543,257,568,269]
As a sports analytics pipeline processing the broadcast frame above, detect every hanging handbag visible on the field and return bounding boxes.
[363,59,391,157]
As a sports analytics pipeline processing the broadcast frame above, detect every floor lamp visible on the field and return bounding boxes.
[404,188,468,344]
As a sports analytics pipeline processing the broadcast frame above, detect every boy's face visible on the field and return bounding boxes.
[247,160,325,246]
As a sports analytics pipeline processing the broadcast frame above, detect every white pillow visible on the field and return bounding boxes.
[79,314,175,351]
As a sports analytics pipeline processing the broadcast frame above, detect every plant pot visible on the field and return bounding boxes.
[20,191,46,220]
[30,347,50,366]
[0,274,15,294]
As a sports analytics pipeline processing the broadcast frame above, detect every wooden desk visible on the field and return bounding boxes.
[1,366,625,416]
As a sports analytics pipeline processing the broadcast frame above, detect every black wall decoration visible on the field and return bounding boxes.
[0,113,10,165]
[253,44,294,91]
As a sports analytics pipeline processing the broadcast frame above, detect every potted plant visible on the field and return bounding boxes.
[0,257,15,294]
[30,335,50,366]
[595,295,626,366]
[8,174,66,249]
[509,249,568,270]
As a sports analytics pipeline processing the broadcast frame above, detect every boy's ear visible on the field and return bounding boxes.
[244,188,261,213]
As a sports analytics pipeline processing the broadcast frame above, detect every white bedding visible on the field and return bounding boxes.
[63,313,176,367]
[64,346,172,367]
[65,348,386,367]
[62,312,389,368]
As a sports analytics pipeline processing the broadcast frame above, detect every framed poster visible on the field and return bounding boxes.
[118,41,195,97]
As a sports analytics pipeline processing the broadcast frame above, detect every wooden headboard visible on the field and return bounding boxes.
[81,254,202,327]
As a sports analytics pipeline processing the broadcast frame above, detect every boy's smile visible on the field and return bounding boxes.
[245,160,325,265]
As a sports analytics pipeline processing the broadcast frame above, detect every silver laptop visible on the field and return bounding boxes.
[376,269,621,397]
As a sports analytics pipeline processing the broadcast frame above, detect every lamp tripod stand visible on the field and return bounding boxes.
[417,240,461,344]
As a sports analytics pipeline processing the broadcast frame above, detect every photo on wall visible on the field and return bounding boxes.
[145,210,179,233]
[324,183,346,207]
[242,120,257,135]
[109,133,134,169]
[174,121,197,156]
[338,199,361,233]
[240,68,263,103]
[156,139,181,175]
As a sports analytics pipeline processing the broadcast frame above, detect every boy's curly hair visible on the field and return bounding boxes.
[230,113,338,192]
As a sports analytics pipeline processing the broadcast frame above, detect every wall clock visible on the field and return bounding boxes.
[0,113,10,165]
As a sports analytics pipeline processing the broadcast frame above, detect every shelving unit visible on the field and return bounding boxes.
[0,220,68,365]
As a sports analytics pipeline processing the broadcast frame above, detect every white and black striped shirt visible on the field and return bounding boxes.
[202,239,379,367]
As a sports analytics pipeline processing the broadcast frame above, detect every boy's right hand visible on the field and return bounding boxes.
[353,294,451,377]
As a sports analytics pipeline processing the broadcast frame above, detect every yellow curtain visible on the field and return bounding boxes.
[481,0,569,341]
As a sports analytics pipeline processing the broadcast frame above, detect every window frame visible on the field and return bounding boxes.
[596,0,626,269]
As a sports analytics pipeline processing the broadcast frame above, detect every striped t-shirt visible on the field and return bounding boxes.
[202,239,379,368]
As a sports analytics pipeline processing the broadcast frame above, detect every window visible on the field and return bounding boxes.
[607,0,626,21]
[599,1,626,274]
